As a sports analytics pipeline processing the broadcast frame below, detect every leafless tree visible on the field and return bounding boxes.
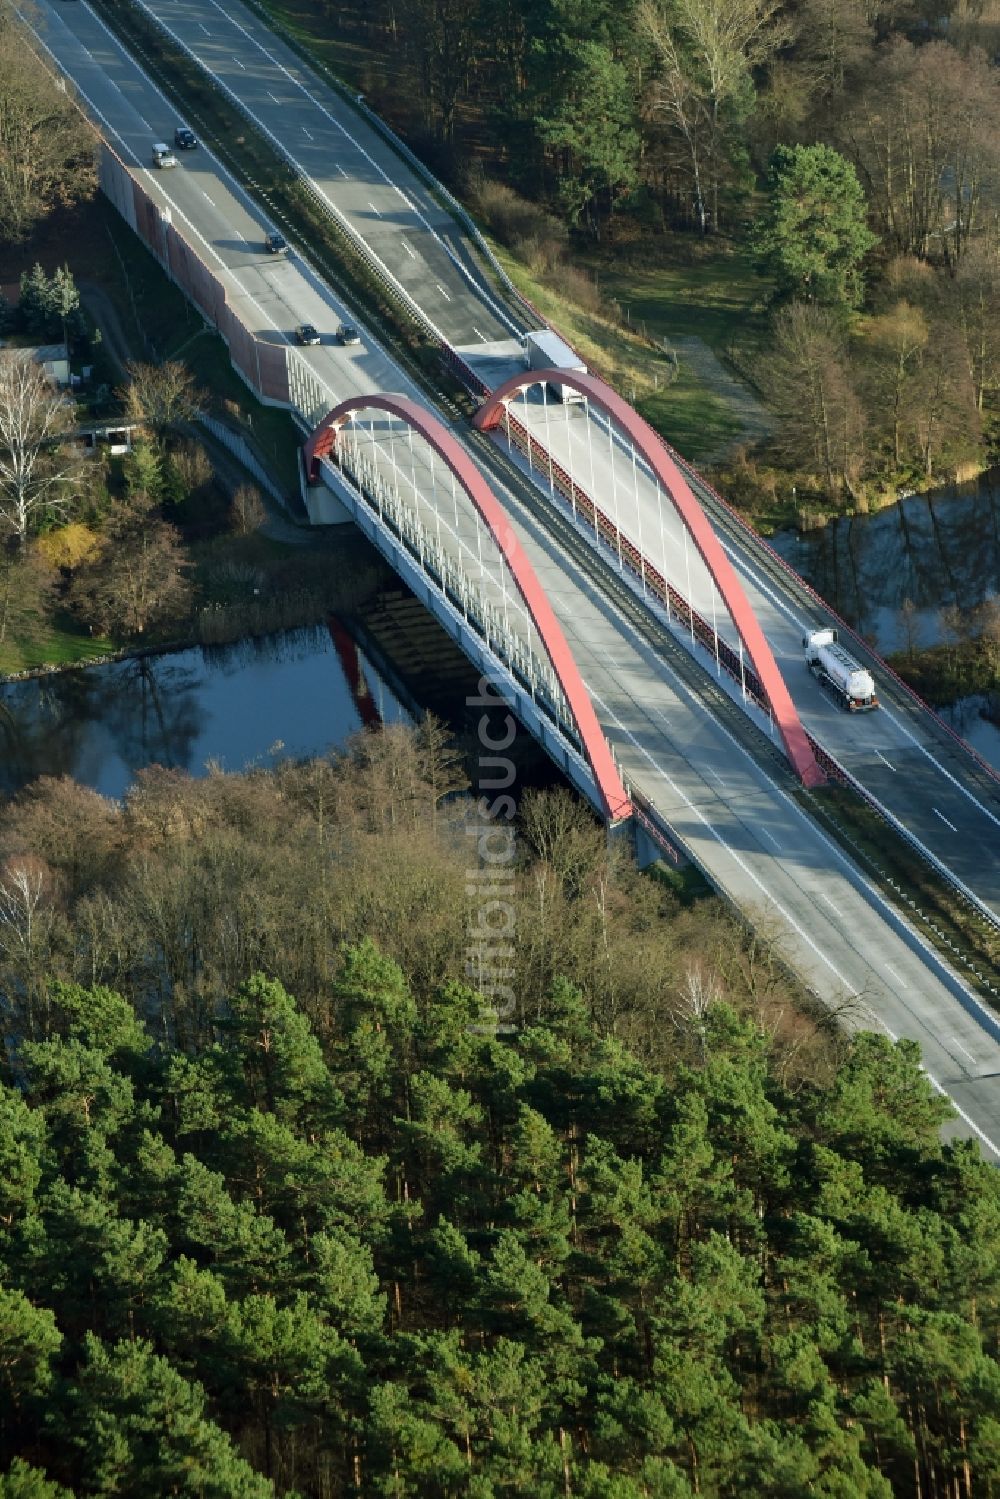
[639,0,787,231]
[119,360,205,440]
[0,854,59,1039]
[0,1,98,245]
[840,40,1000,269]
[69,491,191,638]
[0,543,56,645]
[759,301,866,497]
[229,483,267,536]
[864,301,928,468]
[0,351,80,547]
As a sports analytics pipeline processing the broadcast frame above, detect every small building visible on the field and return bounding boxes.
[31,343,71,388]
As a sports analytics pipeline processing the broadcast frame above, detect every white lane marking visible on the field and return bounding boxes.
[127,0,454,343]
[20,24,341,423]
[881,703,1000,832]
[555,549,1000,1145]
[819,891,839,912]
[875,749,897,772]
[235,58,244,68]
[302,126,313,141]
[589,685,855,989]
[473,326,487,341]
[883,963,906,988]
[588,682,1000,1161]
[401,239,416,259]
[707,766,727,789]
[762,828,781,851]
[33,5,1000,1164]
[268,91,281,104]
[435,283,451,301]
[653,445,1000,849]
[199,22,211,34]
[166,0,521,336]
[934,807,959,832]
[202,191,213,201]
[337,164,349,178]
[951,1035,977,1066]
[927,1073,1000,1158]
[368,201,381,218]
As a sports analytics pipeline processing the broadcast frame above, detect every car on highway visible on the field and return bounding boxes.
[174,127,198,150]
[295,324,321,346]
[151,143,178,169]
[337,324,361,346]
[264,231,288,255]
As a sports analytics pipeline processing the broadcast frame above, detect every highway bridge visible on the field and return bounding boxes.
[24,0,1000,1155]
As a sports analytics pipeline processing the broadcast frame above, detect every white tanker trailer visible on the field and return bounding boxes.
[802,627,878,712]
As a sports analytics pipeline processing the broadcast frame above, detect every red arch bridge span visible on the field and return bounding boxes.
[304,393,632,824]
[473,368,824,790]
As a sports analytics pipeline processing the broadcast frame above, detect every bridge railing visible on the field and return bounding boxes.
[488,396,775,723]
[329,443,581,749]
[658,434,1000,793]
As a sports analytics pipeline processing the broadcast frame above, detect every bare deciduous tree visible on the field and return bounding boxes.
[0,351,80,547]
[841,39,1000,268]
[759,301,866,497]
[0,1,98,245]
[865,300,928,468]
[119,360,205,440]
[0,543,56,645]
[639,0,787,232]
[229,483,267,537]
[70,491,191,638]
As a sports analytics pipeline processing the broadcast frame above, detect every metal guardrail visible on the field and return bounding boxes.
[808,737,1000,937]
[662,435,1000,793]
[128,0,450,350]
[235,0,544,333]
[80,0,1000,953]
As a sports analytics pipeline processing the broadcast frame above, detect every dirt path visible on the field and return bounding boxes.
[672,335,772,463]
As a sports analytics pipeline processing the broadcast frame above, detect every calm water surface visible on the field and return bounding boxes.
[771,476,1000,653]
[0,625,408,801]
[771,474,1000,771]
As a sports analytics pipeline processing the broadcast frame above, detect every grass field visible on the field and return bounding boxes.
[0,619,117,679]
[494,246,745,465]
[585,242,770,357]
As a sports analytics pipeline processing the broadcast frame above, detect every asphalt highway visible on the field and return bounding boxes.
[494,396,1000,921]
[120,0,526,348]
[72,0,1000,928]
[28,0,1000,1154]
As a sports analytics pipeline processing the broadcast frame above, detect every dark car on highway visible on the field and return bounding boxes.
[337,324,361,346]
[295,324,321,346]
[174,127,198,149]
[264,231,288,255]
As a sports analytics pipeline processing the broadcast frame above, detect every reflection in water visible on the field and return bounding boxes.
[771,475,1000,653]
[940,694,1000,774]
[0,624,407,801]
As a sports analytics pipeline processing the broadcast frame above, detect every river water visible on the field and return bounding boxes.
[0,624,408,801]
[770,476,1000,653]
[770,475,1000,771]
[3,476,999,798]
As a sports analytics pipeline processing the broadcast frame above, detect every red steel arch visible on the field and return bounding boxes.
[475,369,823,789]
[305,393,632,822]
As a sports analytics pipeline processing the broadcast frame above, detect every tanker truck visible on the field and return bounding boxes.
[802,627,878,712]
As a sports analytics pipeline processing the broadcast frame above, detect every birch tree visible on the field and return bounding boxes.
[639,0,787,231]
[0,352,79,548]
